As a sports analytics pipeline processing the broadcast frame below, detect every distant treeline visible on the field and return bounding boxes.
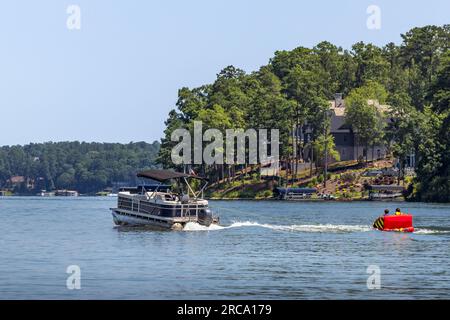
[158,25,450,202]
[0,141,160,194]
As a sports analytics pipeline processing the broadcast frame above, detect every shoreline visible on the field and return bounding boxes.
[207,197,406,202]
[4,195,450,204]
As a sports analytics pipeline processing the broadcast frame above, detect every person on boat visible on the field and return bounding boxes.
[383,209,390,216]
[395,208,402,216]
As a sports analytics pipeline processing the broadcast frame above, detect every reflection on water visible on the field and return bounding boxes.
[0,197,449,299]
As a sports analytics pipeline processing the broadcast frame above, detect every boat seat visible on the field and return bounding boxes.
[164,194,172,201]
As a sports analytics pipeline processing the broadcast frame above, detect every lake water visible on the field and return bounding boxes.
[0,197,449,299]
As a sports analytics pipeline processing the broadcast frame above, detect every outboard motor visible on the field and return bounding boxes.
[197,208,214,226]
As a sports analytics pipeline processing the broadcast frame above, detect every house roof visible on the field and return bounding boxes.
[330,113,350,132]
[329,99,391,133]
[330,100,346,116]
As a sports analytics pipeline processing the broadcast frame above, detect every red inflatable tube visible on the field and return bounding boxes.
[373,214,414,232]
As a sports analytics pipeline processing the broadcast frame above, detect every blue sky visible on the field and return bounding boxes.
[0,0,448,146]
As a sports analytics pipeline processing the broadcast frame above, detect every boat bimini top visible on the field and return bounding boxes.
[136,169,208,200]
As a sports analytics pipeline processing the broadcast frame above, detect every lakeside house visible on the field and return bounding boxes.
[260,93,394,177]
[6,175,35,190]
[298,93,391,163]
[329,94,390,162]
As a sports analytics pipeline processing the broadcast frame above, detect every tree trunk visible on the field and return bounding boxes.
[286,159,290,187]
[366,144,368,164]
[294,121,299,182]
[397,158,402,185]
[372,145,375,165]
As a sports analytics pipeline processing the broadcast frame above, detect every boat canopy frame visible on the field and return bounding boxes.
[136,170,209,200]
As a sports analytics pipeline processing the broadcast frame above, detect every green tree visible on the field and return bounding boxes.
[352,42,390,87]
[387,92,420,183]
[411,49,450,202]
[411,107,446,201]
[313,133,340,164]
[399,25,450,109]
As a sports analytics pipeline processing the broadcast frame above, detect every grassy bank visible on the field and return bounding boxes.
[206,159,412,201]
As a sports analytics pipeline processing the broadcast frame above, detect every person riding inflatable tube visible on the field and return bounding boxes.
[373,213,414,232]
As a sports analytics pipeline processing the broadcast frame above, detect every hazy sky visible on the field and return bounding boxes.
[0,0,448,146]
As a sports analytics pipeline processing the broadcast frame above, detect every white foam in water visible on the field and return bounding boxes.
[184,221,450,235]
[183,222,226,231]
[414,228,450,235]
[283,224,373,233]
[183,221,372,233]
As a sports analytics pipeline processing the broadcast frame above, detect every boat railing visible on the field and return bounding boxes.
[180,202,200,222]
[181,203,188,221]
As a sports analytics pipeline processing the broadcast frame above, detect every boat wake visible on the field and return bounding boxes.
[184,221,450,235]
[183,222,227,231]
[413,228,450,235]
[183,221,372,233]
